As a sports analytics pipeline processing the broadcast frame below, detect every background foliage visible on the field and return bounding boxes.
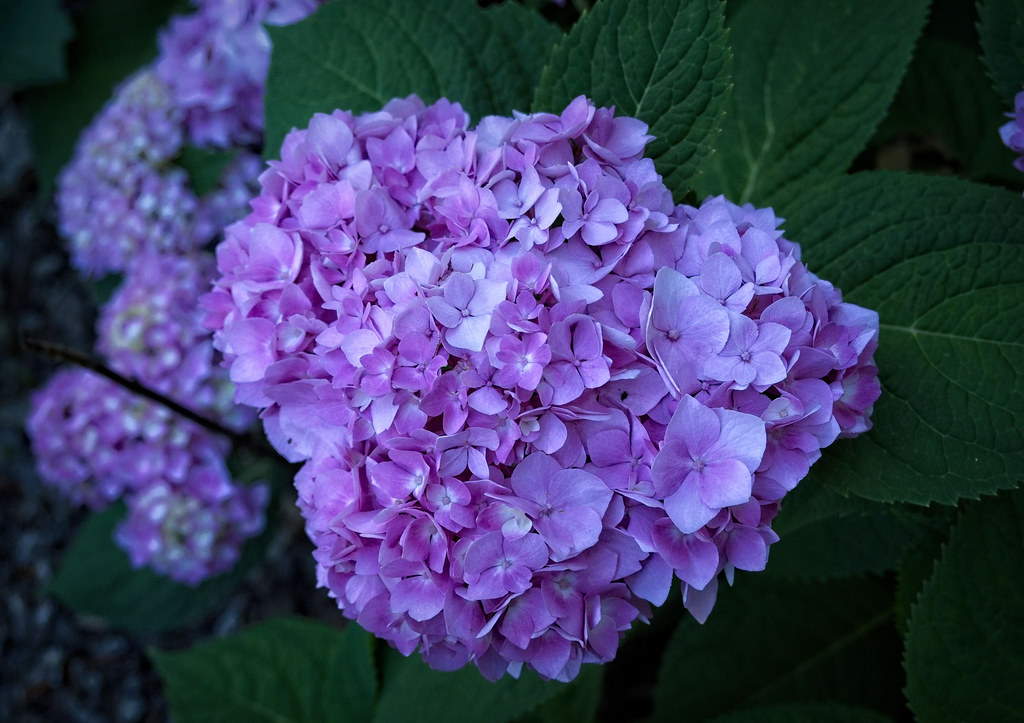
[8,0,1022,719]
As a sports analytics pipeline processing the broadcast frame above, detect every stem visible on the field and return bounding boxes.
[23,336,248,447]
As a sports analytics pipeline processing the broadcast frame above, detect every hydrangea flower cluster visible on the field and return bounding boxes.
[97,250,256,430]
[56,0,323,277]
[32,0,324,583]
[207,94,879,681]
[157,0,326,147]
[30,247,264,584]
[1000,88,1024,174]
[27,368,267,585]
[56,69,202,276]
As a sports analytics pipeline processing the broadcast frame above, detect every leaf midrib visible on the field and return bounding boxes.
[881,323,1024,349]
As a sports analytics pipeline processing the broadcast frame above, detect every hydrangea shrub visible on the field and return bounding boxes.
[20,0,1024,717]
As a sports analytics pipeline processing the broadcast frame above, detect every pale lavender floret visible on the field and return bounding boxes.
[702,313,791,390]
[506,452,612,561]
[541,315,610,405]
[652,395,766,534]
[426,272,507,352]
[205,94,881,680]
[462,531,549,601]
[114,462,268,585]
[646,267,729,396]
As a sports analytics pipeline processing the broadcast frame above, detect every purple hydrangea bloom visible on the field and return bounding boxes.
[56,69,203,276]
[97,250,253,431]
[26,368,267,583]
[27,369,224,506]
[58,1,320,276]
[27,370,140,510]
[208,95,881,681]
[32,0,328,586]
[1000,88,1024,174]
[157,0,326,147]
[114,463,268,586]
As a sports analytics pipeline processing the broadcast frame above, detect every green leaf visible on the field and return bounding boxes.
[874,36,1020,184]
[373,651,563,723]
[653,576,902,721]
[893,511,955,634]
[707,701,895,723]
[516,665,603,723]
[152,617,376,723]
[766,481,927,581]
[696,0,928,208]
[23,0,183,202]
[783,172,1024,506]
[904,490,1024,721]
[90,273,124,306]
[176,146,240,198]
[532,0,731,199]
[978,0,1024,103]
[49,500,271,633]
[264,0,560,157]
[0,0,74,89]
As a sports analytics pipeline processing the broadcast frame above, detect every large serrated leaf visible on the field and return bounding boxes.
[652,577,902,721]
[904,490,1024,721]
[531,0,731,199]
[696,0,928,208]
[978,0,1024,103]
[373,650,563,723]
[151,617,376,723]
[48,500,271,633]
[893,511,955,634]
[876,36,1019,184]
[708,701,895,723]
[0,0,73,89]
[783,172,1024,506]
[766,482,926,581]
[516,665,603,723]
[264,0,560,157]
